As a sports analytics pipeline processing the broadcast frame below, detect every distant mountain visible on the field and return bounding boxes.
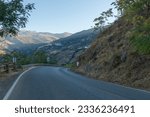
[18,31,72,44]
[0,31,72,54]
[36,28,100,65]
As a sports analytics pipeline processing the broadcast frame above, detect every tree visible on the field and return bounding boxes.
[33,51,47,63]
[94,8,113,31]
[0,0,34,37]
[94,0,150,54]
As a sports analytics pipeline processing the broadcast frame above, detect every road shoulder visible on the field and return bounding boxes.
[0,71,22,99]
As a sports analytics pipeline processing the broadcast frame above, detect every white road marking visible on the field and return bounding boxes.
[66,68,150,94]
[2,66,150,100]
[3,67,37,100]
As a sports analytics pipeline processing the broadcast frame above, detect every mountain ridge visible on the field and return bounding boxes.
[0,30,72,54]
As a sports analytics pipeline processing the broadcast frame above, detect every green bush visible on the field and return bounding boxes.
[130,18,150,54]
[64,63,76,68]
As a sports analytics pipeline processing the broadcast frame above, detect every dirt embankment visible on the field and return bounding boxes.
[0,71,22,99]
[76,18,150,91]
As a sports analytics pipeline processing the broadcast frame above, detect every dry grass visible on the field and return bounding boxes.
[77,18,150,91]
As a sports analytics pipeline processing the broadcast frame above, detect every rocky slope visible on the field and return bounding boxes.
[37,29,99,65]
[77,18,150,90]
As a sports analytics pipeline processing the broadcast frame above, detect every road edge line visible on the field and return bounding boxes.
[3,67,36,100]
[67,69,150,94]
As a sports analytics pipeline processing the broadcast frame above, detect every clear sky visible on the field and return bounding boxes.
[23,0,115,33]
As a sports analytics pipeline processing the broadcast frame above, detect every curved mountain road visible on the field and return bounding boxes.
[3,66,150,100]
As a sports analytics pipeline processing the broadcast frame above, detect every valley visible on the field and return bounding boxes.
[0,29,99,66]
[37,29,99,65]
[0,30,72,55]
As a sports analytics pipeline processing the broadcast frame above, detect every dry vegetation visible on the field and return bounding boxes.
[0,70,21,99]
[77,18,150,91]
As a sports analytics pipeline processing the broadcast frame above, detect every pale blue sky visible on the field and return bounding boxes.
[23,0,115,33]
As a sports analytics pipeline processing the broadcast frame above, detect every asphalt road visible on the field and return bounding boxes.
[3,66,150,100]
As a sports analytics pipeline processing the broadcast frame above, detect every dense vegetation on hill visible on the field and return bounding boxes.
[77,0,150,90]
[94,0,150,54]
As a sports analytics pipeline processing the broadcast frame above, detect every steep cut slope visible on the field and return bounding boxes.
[77,18,150,90]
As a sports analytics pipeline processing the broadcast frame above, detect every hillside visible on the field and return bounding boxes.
[77,17,150,90]
[17,31,72,44]
[0,31,72,54]
[36,29,99,65]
